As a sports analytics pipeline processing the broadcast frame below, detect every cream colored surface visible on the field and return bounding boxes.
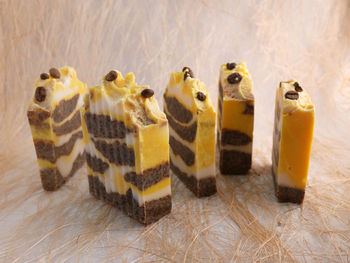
[280,80,315,113]
[28,66,86,113]
[165,70,215,113]
[1,1,350,262]
[220,62,254,100]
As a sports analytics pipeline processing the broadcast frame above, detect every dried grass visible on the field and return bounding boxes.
[0,0,349,262]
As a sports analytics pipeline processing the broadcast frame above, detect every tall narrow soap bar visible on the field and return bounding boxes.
[163,67,217,197]
[82,70,171,224]
[217,62,254,175]
[272,80,315,204]
[27,67,87,191]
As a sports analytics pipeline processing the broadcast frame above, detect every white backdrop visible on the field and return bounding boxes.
[0,0,349,262]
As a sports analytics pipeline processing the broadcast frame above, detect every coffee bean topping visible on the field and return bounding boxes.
[196,92,206,101]
[35,86,46,102]
[49,68,60,79]
[105,70,118,81]
[184,71,191,81]
[226,62,236,70]
[227,72,242,84]
[182,66,194,78]
[293,82,303,92]
[141,88,154,98]
[285,90,299,100]
[40,73,49,80]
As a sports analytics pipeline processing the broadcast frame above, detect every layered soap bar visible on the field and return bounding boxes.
[27,67,87,191]
[272,80,315,204]
[164,67,216,197]
[82,70,171,224]
[217,62,254,175]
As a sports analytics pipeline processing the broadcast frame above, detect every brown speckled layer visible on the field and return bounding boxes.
[53,110,81,135]
[219,150,251,175]
[163,94,193,124]
[86,152,110,174]
[272,167,305,204]
[169,136,195,166]
[88,175,171,225]
[91,138,135,166]
[165,111,197,143]
[170,159,216,197]
[221,129,252,146]
[40,151,85,191]
[27,108,50,126]
[124,162,169,191]
[33,131,83,162]
[84,112,131,139]
[52,94,80,123]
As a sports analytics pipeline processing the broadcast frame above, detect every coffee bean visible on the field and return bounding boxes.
[294,82,303,92]
[184,71,191,81]
[40,73,49,80]
[141,88,154,98]
[49,68,60,78]
[105,70,118,81]
[182,67,194,78]
[35,86,46,102]
[285,90,299,100]
[226,62,236,70]
[196,92,206,101]
[227,72,242,84]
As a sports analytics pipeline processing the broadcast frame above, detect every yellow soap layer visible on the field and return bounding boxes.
[196,108,216,170]
[278,109,315,189]
[29,121,53,141]
[131,177,170,197]
[38,159,56,168]
[87,166,94,175]
[80,106,90,144]
[136,124,169,173]
[89,71,141,102]
[89,169,170,197]
[221,99,254,135]
[114,170,127,194]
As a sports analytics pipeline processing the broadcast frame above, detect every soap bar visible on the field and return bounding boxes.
[217,62,254,175]
[82,70,171,224]
[163,67,216,197]
[272,80,315,204]
[27,67,87,191]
